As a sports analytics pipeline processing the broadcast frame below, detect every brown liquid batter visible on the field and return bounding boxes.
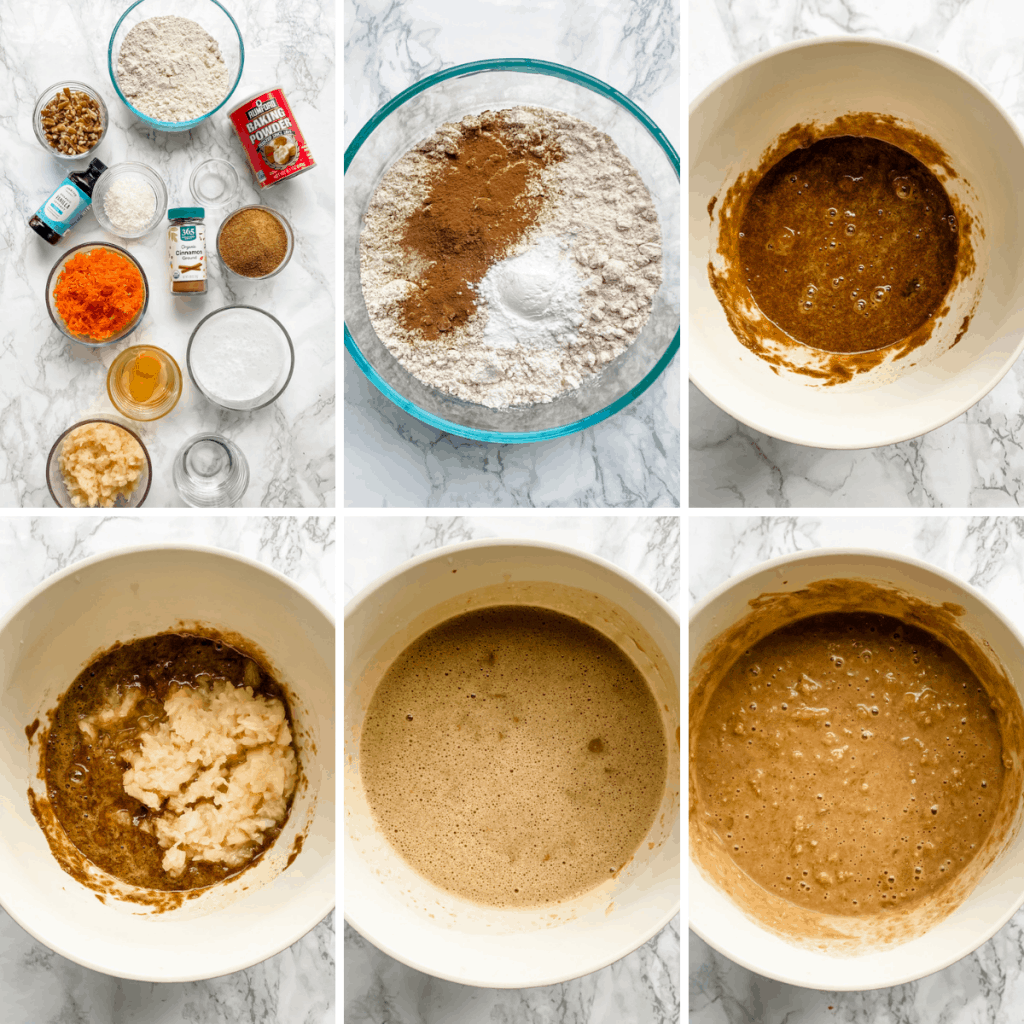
[45,634,295,892]
[695,613,1005,916]
[739,136,959,353]
[360,606,667,908]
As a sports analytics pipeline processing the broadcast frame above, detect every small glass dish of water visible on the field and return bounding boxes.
[189,158,241,208]
[172,433,249,507]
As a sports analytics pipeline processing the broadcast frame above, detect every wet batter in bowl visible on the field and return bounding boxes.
[360,606,668,908]
[739,137,959,353]
[695,612,1005,915]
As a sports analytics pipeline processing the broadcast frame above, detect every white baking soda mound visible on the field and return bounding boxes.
[478,236,583,352]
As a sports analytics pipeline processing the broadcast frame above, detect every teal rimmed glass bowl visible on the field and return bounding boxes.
[344,59,680,443]
[107,0,244,133]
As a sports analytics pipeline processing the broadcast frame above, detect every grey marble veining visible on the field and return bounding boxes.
[688,514,1024,1023]
[345,514,680,1023]
[344,0,680,509]
[0,516,336,1024]
[689,0,1024,509]
[1,0,335,508]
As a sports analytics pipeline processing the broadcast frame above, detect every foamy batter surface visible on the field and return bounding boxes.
[695,612,1005,916]
[739,136,959,354]
[360,606,667,908]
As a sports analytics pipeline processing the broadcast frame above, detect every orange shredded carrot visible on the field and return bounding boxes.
[53,248,145,341]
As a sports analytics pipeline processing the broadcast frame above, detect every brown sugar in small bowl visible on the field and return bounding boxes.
[216,205,294,280]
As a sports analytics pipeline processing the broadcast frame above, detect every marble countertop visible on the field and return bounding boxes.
[0,515,335,1024]
[344,515,680,1023]
[689,0,1024,509]
[1,0,335,508]
[344,0,680,508]
[689,515,1024,1022]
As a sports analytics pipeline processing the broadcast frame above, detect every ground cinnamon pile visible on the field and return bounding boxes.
[399,110,563,340]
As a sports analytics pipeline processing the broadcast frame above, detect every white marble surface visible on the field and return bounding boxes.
[344,515,680,1022]
[688,514,1024,1022]
[1,0,335,508]
[689,0,1024,509]
[0,514,335,1023]
[344,0,680,508]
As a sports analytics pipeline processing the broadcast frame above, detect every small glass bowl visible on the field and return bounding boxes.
[190,158,241,208]
[172,433,250,507]
[46,242,149,346]
[46,418,152,508]
[187,305,294,410]
[107,0,244,133]
[92,162,168,239]
[33,81,108,161]
[216,204,294,280]
[107,345,183,421]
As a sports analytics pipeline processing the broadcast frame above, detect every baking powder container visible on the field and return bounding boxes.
[228,87,315,188]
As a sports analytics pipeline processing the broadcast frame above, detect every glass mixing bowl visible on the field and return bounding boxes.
[344,59,680,443]
[107,0,244,133]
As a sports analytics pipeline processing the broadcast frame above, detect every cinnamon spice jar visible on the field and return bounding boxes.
[167,207,207,294]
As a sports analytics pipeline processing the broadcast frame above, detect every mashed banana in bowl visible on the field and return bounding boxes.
[43,632,299,891]
[59,421,145,508]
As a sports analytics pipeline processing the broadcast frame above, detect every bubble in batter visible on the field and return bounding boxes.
[738,136,959,354]
[360,605,668,908]
[694,612,1005,917]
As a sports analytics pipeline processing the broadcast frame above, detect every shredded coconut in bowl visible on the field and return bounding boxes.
[103,175,157,236]
[118,674,298,878]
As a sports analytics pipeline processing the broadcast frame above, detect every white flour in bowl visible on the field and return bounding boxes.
[116,16,229,122]
[360,106,663,409]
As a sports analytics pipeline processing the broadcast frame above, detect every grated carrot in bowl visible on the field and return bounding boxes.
[53,247,145,341]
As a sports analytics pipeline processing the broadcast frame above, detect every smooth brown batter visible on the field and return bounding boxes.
[360,606,667,908]
[739,136,959,353]
[45,634,295,892]
[695,612,1005,916]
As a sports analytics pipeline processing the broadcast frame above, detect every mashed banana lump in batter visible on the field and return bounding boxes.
[695,612,1005,915]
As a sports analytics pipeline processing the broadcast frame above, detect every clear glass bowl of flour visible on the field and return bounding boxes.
[344,59,680,443]
[107,0,244,133]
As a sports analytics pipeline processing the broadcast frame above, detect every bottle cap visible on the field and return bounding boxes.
[87,158,108,175]
[168,207,205,220]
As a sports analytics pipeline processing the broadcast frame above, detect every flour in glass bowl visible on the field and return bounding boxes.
[360,105,663,409]
[116,16,229,123]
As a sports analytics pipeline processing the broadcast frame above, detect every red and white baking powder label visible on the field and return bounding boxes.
[228,87,315,189]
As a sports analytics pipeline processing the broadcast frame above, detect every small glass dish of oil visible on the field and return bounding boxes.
[107,345,183,421]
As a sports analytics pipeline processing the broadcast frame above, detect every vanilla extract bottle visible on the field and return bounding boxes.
[29,158,107,244]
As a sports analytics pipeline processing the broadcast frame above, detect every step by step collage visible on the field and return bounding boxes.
[7,1,1024,1023]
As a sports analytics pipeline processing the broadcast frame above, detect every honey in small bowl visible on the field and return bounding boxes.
[107,345,183,421]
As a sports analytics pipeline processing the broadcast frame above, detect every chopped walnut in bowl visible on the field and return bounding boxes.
[33,81,108,160]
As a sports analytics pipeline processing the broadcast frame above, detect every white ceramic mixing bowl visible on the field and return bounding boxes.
[689,549,1024,990]
[345,540,680,988]
[690,37,1024,449]
[0,546,334,982]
